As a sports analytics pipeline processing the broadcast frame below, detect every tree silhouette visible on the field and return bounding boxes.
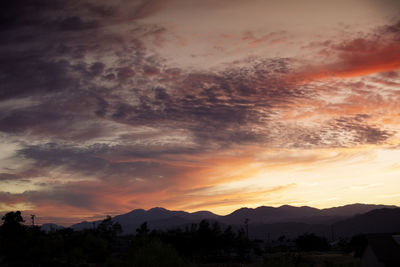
[0,211,28,263]
[136,221,150,237]
[1,211,24,226]
[0,210,26,238]
[295,233,330,251]
[245,218,249,240]
[97,215,122,241]
[222,225,235,254]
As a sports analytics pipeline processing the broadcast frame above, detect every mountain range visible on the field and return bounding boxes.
[43,203,400,240]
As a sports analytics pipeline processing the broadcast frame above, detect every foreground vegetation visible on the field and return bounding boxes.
[262,253,359,267]
[0,211,362,266]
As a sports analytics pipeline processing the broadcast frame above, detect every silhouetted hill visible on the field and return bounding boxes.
[321,203,397,217]
[71,207,219,234]
[40,223,64,232]
[189,210,220,220]
[238,207,400,240]
[220,204,396,225]
[71,220,98,231]
[333,208,400,238]
[247,222,331,240]
[221,205,321,225]
[70,204,398,236]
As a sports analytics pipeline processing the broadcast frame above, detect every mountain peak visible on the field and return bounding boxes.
[279,204,294,208]
[321,203,398,217]
[148,207,168,212]
[126,208,145,214]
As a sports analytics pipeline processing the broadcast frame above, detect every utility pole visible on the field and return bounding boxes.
[30,214,35,226]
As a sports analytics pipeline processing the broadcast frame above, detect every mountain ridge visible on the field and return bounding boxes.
[68,203,398,236]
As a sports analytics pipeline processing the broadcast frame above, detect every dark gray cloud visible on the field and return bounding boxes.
[1,3,395,153]
[0,173,22,181]
[0,191,18,203]
[106,57,307,148]
[279,114,394,149]
[0,188,95,211]
[382,20,400,36]
[17,143,192,184]
[0,55,77,100]
[0,0,62,29]
[329,115,393,145]
[24,189,96,209]
[58,16,99,32]
[0,0,310,152]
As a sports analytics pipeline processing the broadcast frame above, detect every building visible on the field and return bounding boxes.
[361,234,400,267]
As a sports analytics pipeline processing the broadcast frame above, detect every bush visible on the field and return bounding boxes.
[295,233,330,252]
[127,239,187,267]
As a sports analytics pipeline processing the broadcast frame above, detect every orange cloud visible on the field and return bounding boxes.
[177,183,296,211]
[293,33,400,82]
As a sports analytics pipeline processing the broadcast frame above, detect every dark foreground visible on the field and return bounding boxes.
[1,211,362,266]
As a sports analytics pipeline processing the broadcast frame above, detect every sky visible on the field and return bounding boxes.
[0,0,400,226]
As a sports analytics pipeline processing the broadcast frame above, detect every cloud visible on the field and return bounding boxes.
[58,16,99,31]
[0,56,76,100]
[296,20,400,81]
[0,145,300,221]
[131,0,170,20]
[1,1,399,223]
[105,57,311,148]
[0,173,22,181]
[240,31,288,47]
[176,183,296,211]
[328,115,393,145]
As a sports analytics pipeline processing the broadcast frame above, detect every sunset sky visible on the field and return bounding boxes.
[1,0,400,226]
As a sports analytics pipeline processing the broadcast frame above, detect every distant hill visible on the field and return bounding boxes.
[40,223,65,233]
[220,203,396,225]
[70,204,398,237]
[333,208,400,238]
[221,205,322,225]
[321,203,397,217]
[71,207,219,233]
[246,222,331,240]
